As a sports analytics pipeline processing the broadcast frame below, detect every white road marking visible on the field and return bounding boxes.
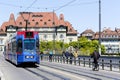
[0,70,5,80]
[40,65,86,80]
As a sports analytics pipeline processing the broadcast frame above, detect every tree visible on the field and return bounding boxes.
[78,37,105,55]
[39,37,105,55]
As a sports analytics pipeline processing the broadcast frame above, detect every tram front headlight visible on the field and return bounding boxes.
[26,56,29,58]
[30,56,34,58]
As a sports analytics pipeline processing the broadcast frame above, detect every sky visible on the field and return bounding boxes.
[0,0,120,34]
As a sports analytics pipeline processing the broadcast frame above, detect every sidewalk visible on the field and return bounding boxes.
[0,70,5,80]
[0,54,5,80]
[41,60,120,73]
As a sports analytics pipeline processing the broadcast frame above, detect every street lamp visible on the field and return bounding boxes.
[19,12,31,31]
[99,0,101,55]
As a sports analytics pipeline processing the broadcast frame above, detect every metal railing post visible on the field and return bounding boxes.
[58,56,59,62]
[55,56,57,62]
[63,57,65,63]
[83,58,85,67]
[119,61,120,72]
[79,58,80,66]
[52,56,54,62]
[67,57,68,64]
[102,59,104,70]
[110,60,112,71]
[60,56,62,63]
[74,58,76,65]
[89,59,91,68]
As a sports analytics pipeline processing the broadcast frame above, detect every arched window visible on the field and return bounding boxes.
[53,34,56,38]
[60,34,63,39]
[44,35,47,40]
[69,38,73,42]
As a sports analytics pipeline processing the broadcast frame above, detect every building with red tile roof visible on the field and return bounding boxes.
[80,28,120,54]
[80,29,95,40]
[0,12,78,52]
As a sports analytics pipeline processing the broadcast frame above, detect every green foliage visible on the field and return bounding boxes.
[69,41,78,49]
[40,41,69,53]
[39,37,106,55]
[78,37,105,56]
[101,45,106,54]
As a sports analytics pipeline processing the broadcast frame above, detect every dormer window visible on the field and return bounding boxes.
[40,19,43,21]
[36,22,39,25]
[0,29,3,31]
[32,19,35,21]
[44,22,47,25]
[28,22,30,25]
[60,17,63,20]
[52,22,55,25]
[69,28,72,32]
[48,19,51,21]
[19,22,22,25]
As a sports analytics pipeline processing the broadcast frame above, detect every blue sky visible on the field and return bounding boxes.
[0,0,120,34]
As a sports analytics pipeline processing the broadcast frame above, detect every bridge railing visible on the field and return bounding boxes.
[40,55,120,72]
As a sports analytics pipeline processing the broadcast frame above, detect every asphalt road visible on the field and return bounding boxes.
[0,54,120,80]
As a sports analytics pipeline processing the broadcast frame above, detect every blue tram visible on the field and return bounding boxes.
[4,31,40,65]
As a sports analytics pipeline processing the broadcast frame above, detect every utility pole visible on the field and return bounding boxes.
[20,12,31,31]
[53,10,55,54]
[25,20,28,31]
[99,0,101,55]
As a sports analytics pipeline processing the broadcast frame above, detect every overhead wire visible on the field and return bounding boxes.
[0,2,21,8]
[0,0,98,22]
[68,1,98,6]
[54,0,77,11]
[24,0,38,11]
[0,1,98,11]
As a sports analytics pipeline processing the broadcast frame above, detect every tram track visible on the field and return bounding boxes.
[24,66,71,80]
[40,62,120,80]
[24,68,50,80]
[40,63,100,80]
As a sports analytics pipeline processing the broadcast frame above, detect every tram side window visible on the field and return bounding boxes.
[3,46,6,55]
[36,39,39,52]
[8,43,12,51]
[12,41,16,53]
[17,39,22,52]
[4,46,6,51]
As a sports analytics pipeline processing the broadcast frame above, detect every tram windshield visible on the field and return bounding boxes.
[24,39,35,51]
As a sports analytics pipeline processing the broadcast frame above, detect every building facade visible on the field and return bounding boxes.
[80,29,95,40]
[81,28,120,54]
[0,12,78,52]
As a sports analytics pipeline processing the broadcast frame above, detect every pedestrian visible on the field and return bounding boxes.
[69,51,74,64]
[40,51,44,61]
[73,50,78,64]
[62,51,66,63]
[49,50,53,62]
[73,50,78,59]
[91,50,100,70]
[65,50,69,63]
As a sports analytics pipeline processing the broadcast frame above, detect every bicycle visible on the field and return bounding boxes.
[92,62,99,71]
